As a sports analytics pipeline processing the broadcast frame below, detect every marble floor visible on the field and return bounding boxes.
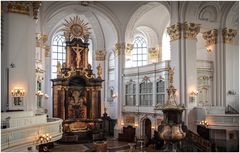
[49,137,130,152]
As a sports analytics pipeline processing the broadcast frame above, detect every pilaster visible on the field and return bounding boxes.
[202,29,218,106]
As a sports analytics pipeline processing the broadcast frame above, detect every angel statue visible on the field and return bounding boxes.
[97,64,102,78]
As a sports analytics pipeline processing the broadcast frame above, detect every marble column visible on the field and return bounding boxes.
[168,22,200,130]
[6,2,37,111]
[222,28,238,108]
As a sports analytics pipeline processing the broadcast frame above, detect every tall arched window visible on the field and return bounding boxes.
[132,36,148,67]
[156,79,165,105]
[51,34,66,79]
[125,80,136,106]
[139,78,152,106]
[88,39,93,66]
[162,30,170,61]
[108,53,115,81]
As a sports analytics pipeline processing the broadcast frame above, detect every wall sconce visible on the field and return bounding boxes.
[189,90,198,103]
[112,93,118,99]
[206,45,214,53]
[37,134,52,144]
[228,90,237,95]
[134,122,139,128]
[121,121,124,126]
[36,90,44,96]
[199,120,209,127]
[11,87,25,97]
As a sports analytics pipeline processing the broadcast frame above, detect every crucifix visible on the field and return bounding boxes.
[72,44,84,68]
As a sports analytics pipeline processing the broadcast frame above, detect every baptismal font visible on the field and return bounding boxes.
[155,67,186,151]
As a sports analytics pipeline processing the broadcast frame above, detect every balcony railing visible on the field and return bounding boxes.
[205,114,239,129]
[1,118,63,152]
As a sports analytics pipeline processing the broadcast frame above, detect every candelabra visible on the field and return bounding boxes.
[37,134,52,144]
[11,87,25,97]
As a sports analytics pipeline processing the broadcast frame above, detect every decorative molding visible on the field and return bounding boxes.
[125,43,134,56]
[167,23,181,41]
[36,33,48,48]
[202,29,218,46]
[115,43,125,56]
[32,1,42,20]
[183,22,200,40]
[7,2,30,15]
[95,50,106,61]
[63,16,91,41]
[148,47,159,62]
[222,28,237,44]
[125,116,135,124]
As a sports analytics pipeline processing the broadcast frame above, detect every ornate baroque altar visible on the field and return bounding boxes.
[51,16,104,142]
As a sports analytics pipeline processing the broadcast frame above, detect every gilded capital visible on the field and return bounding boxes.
[167,23,181,41]
[148,47,159,61]
[32,1,42,20]
[222,28,237,44]
[115,43,125,56]
[7,2,30,15]
[202,29,218,46]
[183,22,200,39]
[95,50,106,61]
[125,43,134,56]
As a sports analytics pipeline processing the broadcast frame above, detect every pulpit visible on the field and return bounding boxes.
[51,16,104,143]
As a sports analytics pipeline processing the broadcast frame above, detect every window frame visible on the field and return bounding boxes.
[132,36,148,67]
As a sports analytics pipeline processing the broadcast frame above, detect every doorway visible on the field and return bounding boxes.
[144,118,152,140]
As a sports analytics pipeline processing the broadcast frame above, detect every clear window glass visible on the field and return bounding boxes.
[108,53,115,81]
[132,36,148,67]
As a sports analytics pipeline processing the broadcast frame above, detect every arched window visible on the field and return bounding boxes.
[108,53,115,81]
[162,30,170,61]
[88,39,93,66]
[132,36,148,67]
[51,34,66,79]
[125,80,136,106]
[156,79,165,105]
[139,78,152,106]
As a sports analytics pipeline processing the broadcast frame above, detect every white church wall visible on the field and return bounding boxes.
[7,13,36,111]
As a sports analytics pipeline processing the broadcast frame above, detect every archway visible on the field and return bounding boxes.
[143,118,152,140]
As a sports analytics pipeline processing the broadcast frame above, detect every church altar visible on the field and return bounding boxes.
[51,16,104,143]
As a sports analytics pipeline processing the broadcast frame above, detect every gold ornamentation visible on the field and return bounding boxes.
[202,29,218,46]
[7,2,30,15]
[125,116,135,124]
[115,43,125,56]
[36,33,48,48]
[148,47,159,62]
[222,28,237,44]
[97,64,102,79]
[95,50,106,61]
[63,16,91,41]
[125,43,133,56]
[143,76,150,82]
[183,22,200,40]
[32,1,41,20]
[167,23,181,41]
[72,44,84,68]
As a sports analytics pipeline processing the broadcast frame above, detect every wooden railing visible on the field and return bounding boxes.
[1,118,63,152]
[182,130,213,151]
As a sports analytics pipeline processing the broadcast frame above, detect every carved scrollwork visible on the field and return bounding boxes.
[95,50,106,61]
[167,23,181,41]
[115,43,125,56]
[125,43,134,56]
[202,29,218,46]
[222,28,237,44]
[183,22,200,40]
[148,47,159,61]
